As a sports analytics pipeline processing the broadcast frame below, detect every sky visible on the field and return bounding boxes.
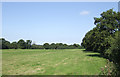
[2,2,118,45]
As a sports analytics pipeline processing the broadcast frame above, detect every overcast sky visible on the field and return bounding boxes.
[2,2,118,45]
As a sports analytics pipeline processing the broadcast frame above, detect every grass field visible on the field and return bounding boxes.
[2,49,107,75]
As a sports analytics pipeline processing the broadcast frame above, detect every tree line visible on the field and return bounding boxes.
[81,9,120,75]
[0,38,83,49]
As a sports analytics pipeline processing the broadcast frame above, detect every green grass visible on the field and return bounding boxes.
[2,49,107,75]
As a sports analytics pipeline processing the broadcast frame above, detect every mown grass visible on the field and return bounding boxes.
[2,49,107,75]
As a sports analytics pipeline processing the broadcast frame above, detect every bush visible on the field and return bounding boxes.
[99,60,118,76]
[105,31,120,75]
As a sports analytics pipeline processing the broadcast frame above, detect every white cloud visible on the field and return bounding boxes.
[80,11,90,15]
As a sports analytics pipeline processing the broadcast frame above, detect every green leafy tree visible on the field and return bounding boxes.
[81,28,98,51]
[56,43,64,49]
[50,43,56,49]
[31,43,44,49]
[73,44,80,49]
[43,43,50,49]
[26,40,32,49]
[63,44,68,49]
[38,45,44,49]
[82,9,120,54]
[17,39,26,49]
[31,43,37,49]
[104,31,120,75]
[11,42,18,49]
[0,38,2,49]
[1,38,11,49]
[106,31,120,63]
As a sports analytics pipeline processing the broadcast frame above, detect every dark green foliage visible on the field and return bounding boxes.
[82,27,111,54]
[0,38,2,49]
[26,40,32,49]
[53,43,67,49]
[82,9,120,54]
[17,39,26,49]
[50,43,57,49]
[100,31,120,76]
[43,43,50,49]
[1,38,83,49]
[10,42,18,49]
[105,31,120,75]
[31,44,44,49]
[1,38,11,49]
[42,43,82,49]
[94,9,119,33]
[73,44,80,48]
[106,32,120,62]
[81,28,97,51]
[55,43,64,49]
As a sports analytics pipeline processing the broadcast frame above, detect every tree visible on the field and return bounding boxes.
[106,31,120,63]
[94,9,119,33]
[105,31,120,75]
[81,9,120,53]
[50,43,56,49]
[73,44,80,49]
[17,39,26,49]
[63,44,68,49]
[43,43,50,49]
[11,42,18,49]
[26,40,32,49]
[31,43,44,49]
[1,38,11,49]
[56,43,64,49]
[0,38,2,49]
[81,27,99,51]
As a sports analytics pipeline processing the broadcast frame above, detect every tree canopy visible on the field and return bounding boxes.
[81,9,120,54]
[0,38,83,49]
